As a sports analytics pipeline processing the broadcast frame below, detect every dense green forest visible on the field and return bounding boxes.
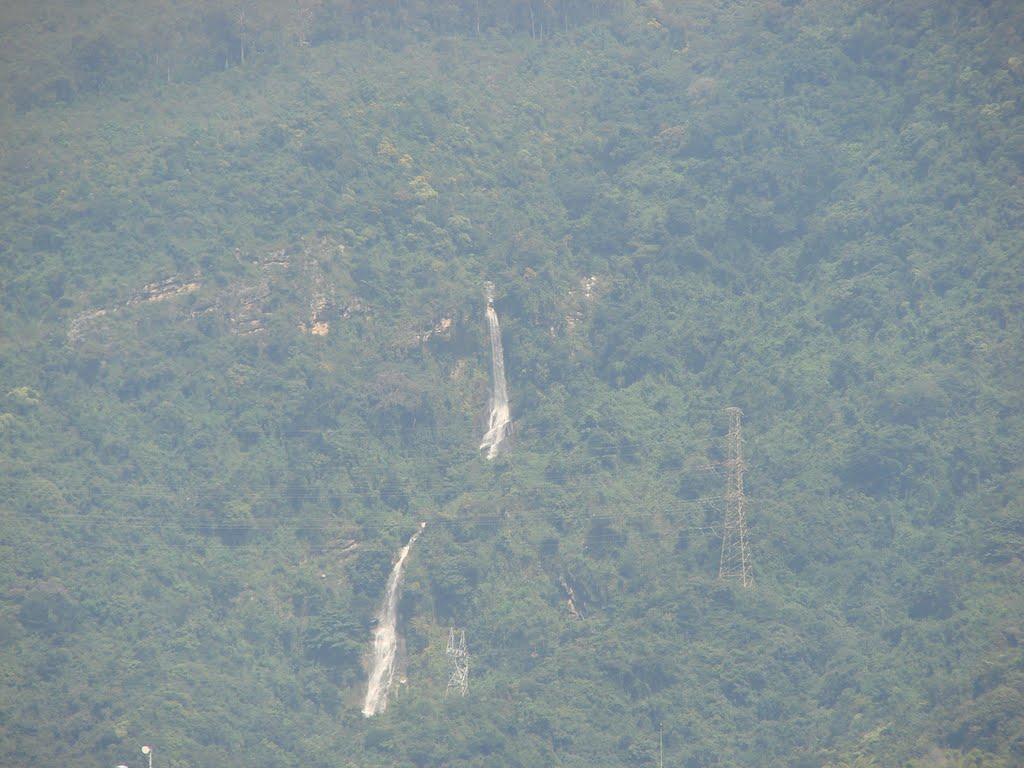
[1,0,1022,766]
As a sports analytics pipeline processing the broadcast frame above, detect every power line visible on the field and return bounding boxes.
[0,499,725,534]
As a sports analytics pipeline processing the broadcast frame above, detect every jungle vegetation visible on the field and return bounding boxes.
[1,1,1022,766]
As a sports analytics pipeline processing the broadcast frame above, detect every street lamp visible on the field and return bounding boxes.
[141,745,152,768]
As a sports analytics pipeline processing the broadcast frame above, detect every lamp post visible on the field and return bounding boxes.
[141,745,153,768]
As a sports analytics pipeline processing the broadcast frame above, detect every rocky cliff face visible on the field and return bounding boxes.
[67,237,366,342]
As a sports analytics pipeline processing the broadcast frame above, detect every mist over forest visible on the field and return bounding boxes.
[1,1,1022,766]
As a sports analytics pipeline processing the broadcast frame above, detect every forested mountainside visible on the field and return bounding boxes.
[1,1,1022,766]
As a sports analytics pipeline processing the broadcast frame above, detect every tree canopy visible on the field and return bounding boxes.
[1,1,1022,766]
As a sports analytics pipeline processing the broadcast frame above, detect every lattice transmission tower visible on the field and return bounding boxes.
[719,407,753,587]
[445,628,469,697]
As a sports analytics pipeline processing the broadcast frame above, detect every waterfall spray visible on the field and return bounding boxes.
[362,522,426,717]
[479,287,511,460]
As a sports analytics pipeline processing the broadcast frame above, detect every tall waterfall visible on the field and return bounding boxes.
[362,522,426,717]
[479,298,511,460]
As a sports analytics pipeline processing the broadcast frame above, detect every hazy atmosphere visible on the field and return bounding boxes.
[1,1,1022,766]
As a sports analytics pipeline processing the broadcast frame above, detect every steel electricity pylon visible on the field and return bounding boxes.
[445,628,469,697]
[719,407,753,587]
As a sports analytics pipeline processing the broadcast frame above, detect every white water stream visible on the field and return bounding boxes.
[479,300,511,460]
[361,522,426,717]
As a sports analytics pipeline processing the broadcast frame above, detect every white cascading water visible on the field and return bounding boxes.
[361,522,426,717]
[479,296,511,460]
